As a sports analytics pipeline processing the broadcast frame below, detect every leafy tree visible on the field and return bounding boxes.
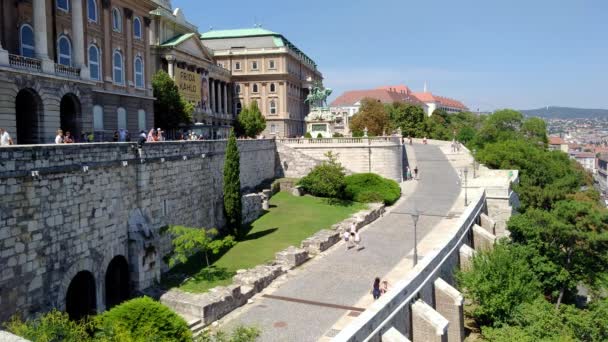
[521,117,548,146]
[152,71,193,131]
[424,113,451,140]
[349,98,390,136]
[387,102,426,137]
[168,226,235,267]
[298,152,346,199]
[457,243,541,326]
[223,130,242,238]
[457,126,476,144]
[235,101,266,138]
[474,109,523,146]
[508,200,608,307]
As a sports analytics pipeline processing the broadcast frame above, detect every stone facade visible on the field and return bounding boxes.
[0,139,276,322]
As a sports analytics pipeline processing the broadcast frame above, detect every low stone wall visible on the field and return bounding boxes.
[161,202,387,327]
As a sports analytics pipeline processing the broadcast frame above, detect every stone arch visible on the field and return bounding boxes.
[56,258,97,312]
[105,255,130,310]
[60,93,82,139]
[65,271,97,320]
[15,88,44,144]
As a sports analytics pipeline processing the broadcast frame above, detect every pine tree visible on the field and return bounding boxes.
[223,130,242,237]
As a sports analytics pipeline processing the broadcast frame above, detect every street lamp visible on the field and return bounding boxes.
[472,148,477,178]
[411,210,420,266]
[464,167,469,206]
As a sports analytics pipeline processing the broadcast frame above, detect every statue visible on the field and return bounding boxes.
[305,81,332,109]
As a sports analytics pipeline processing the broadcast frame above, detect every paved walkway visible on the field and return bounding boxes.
[220,144,461,341]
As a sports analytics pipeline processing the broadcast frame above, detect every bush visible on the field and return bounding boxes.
[344,173,401,205]
[333,132,344,137]
[304,132,312,138]
[96,297,192,342]
[5,310,92,342]
[195,325,261,342]
[316,133,323,138]
[298,152,346,198]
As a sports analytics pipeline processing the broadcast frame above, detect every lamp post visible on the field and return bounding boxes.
[472,148,477,178]
[411,210,420,266]
[464,167,469,206]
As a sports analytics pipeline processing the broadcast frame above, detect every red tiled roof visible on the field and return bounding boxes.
[549,136,566,145]
[412,92,435,102]
[574,152,596,159]
[376,85,412,95]
[331,89,422,107]
[411,92,468,110]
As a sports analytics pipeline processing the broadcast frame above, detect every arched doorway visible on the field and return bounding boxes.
[66,271,96,320]
[105,256,130,310]
[15,88,43,144]
[60,94,82,139]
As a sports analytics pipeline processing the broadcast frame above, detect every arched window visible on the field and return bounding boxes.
[117,107,127,130]
[20,24,35,58]
[87,0,98,22]
[88,45,100,81]
[252,83,259,93]
[56,0,69,11]
[236,102,242,114]
[134,56,144,88]
[57,36,72,66]
[112,8,122,32]
[235,84,241,94]
[133,17,142,40]
[270,83,276,93]
[113,50,124,85]
[137,109,146,131]
[270,100,277,115]
[93,105,104,131]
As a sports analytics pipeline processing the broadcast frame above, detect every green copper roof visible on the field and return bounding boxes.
[200,28,278,39]
[160,33,196,47]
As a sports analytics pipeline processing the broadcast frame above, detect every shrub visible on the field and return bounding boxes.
[96,297,192,342]
[333,133,344,138]
[5,310,92,342]
[304,132,312,138]
[344,173,401,205]
[195,325,261,342]
[316,133,323,138]
[298,152,346,198]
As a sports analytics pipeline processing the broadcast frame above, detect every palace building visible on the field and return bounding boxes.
[0,0,158,144]
[200,27,323,138]
[150,0,233,139]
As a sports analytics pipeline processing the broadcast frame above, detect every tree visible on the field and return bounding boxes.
[349,98,390,136]
[223,130,242,238]
[168,226,235,267]
[152,71,193,131]
[508,200,608,308]
[298,151,346,199]
[474,109,523,146]
[521,117,548,146]
[236,101,266,138]
[457,243,541,326]
[387,102,426,137]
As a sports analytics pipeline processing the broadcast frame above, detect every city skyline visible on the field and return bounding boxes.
[178,0,608,111]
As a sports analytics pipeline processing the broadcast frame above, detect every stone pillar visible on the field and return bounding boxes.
[102,0,112,83]
[434,278,465,342]
[167,56,175,78]
[382,327,411,342]
[0,37,8,66]
[411,300,448,342]
[125,8,133,93]
[33,0,53,72]
[71,0,89,79]
[144,18,152,95]
[459,244,476,271]
[472,224,496,252]
[209,78,215,114]
[223,82,228,115]
[215,80,220,114]
[480,213,496,235]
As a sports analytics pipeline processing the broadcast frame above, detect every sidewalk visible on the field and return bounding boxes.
[218,143,462,341]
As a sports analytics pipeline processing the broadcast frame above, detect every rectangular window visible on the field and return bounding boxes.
[234,61,241,70]
[138,110,146,131]
[269,60,276,69]
[251,61,258,70]
[270,124,276,134]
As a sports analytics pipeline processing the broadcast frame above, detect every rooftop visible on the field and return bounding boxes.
[549,136,566,145]
[331,88,422,107]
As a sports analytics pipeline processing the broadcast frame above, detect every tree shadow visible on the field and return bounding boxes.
[240,228,279,242]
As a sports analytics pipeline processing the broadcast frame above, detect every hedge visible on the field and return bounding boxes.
[344,173,401,205]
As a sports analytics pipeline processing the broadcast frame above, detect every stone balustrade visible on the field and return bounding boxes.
[8,54,42,72]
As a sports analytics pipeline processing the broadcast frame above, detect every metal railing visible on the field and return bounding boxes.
[8,54,42,72]
[54,64,81,78]
[277,136,401,145]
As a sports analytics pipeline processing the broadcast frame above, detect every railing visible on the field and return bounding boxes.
[334,191,487,341]
[277,136,401,145]
[8,54,42,72]
[54,64,81,78]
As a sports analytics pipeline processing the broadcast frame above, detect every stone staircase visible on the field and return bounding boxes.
[184,314,206,336]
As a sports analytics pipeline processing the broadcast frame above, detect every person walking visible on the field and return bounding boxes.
[0,128,13,146]
[354,230,362,250]
[406,166,411,181]
[343,229,351,250]
[63,131,74,143]
[414,166,419,180]
[372,277,381,300]
[55,130,64,144]
[423,136,428,144]
[380,280,390,295]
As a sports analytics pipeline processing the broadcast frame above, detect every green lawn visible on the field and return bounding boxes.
[163,192,366,293]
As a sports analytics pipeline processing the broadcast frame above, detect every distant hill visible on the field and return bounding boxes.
[520,106,608,119]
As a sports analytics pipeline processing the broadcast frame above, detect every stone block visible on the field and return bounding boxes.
[275,246,309,270]
[291,186,303,197]
[472,224,496,252]
[300,229,340,255]
[241,193,263,224]
[459,244,476,272]
[382,327,411,342]
[411,300,449,342]
[479,213,496,235]
[232,265,284,293]
[434,278,464,342]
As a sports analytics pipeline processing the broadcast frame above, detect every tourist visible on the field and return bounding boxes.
[409,136,413,145]
[55,130,64,144]
[451,140,456,152]
[0,128,13,146]
[380,280,390,295]
[157,128,164,141]
[343,229,351,250]
[87,132,94,142]
[354,230,362,250]
[423,136,428,144]
[372,277,381,300]
[414,166,419,180]
[146,129,155,142]
[64,131,74,144]
[406,166,411,180]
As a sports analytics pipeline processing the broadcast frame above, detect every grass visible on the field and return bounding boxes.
[162,192,366,293]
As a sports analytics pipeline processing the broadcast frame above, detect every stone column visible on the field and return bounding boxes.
[411,300,448,342]
[0,35,8,66]
[215,80,220,114]
[102,0,112,83]
[223,82,228,115]
[434,278,465,342]
[209,78,215,114]
[144,18,152,95]
[71,0,89,79]
[33,0,53,72]
[125,8,133,93]
[167,56,175,78]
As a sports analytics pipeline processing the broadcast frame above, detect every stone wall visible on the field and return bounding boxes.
[0,140,276,322]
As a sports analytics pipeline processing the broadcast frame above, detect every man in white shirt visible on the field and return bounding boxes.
[0,128,13,146]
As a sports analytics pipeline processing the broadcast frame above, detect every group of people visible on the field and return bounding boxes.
[54,129,77,144]
[451,139,462,153]
[343,222,363,251]
[372,277,390,300]
[405,165,419,180]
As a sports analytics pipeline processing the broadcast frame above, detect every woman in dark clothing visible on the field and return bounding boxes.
[372,277,381,300]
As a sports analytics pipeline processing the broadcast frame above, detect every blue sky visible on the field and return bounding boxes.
[177,0,608,111]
